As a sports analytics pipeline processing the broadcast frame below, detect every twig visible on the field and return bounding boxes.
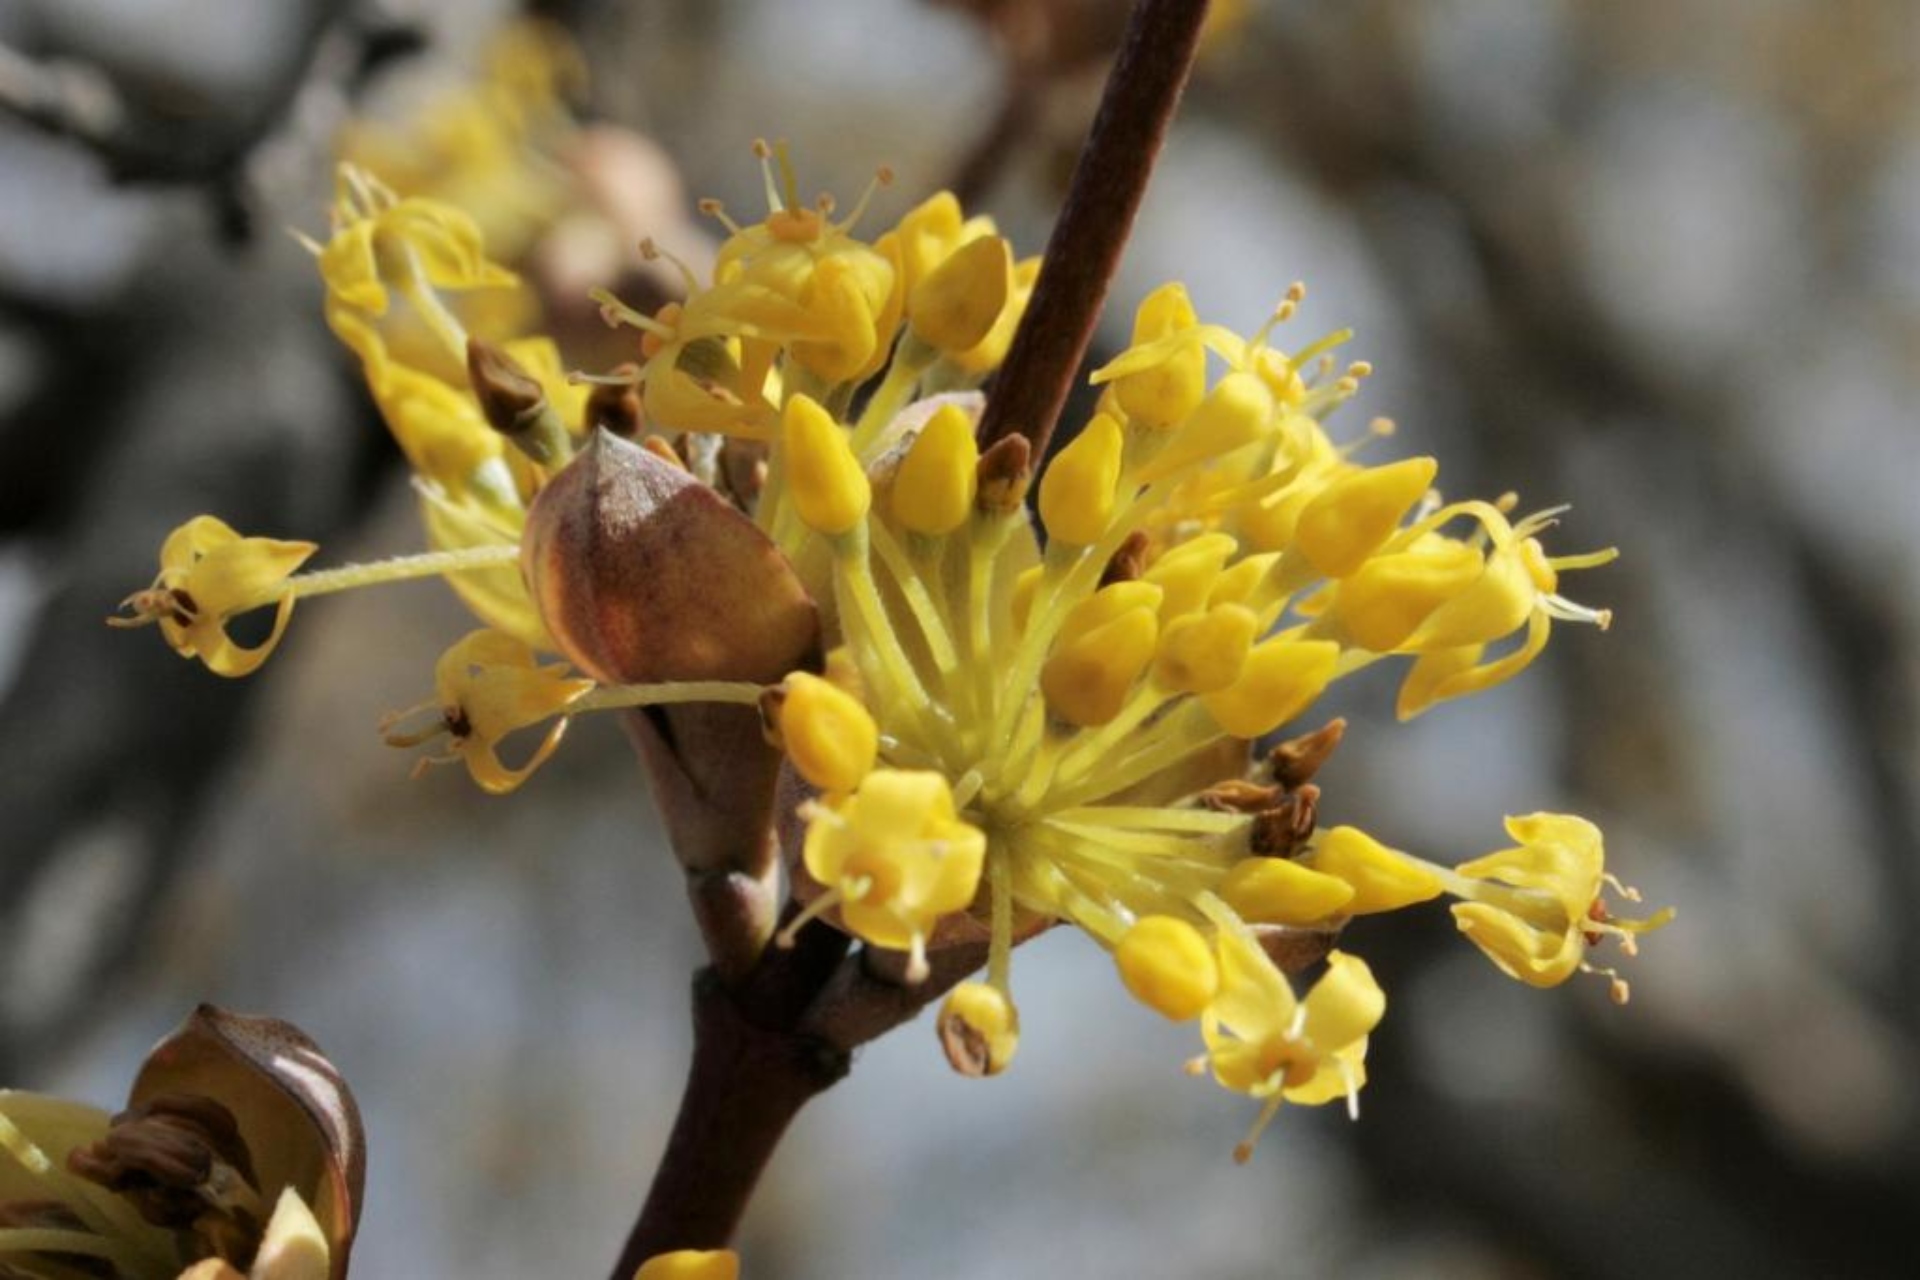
[973,0,1211,457]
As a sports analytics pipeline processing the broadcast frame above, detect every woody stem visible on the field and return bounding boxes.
[973,0,1212,458]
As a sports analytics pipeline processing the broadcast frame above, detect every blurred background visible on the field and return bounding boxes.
[2,0,1916,1276]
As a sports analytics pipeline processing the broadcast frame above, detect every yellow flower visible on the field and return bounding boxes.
[384,629,594,794]
[305,166,581,649]
[1449,813,1674,995]
[795,770,987,980]
[110,516,316,677]
[334,18,584,261]
[634,1249,740,1280]
[1200,930,1385,1161]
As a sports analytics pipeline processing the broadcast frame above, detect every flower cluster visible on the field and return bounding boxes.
[114,144,1669,1158]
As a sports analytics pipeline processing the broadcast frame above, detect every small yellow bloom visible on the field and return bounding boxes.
[316,186,518,319]
[634,1249,740,1280]
[776,671,878,794]
[385,629,594,794]
[110,516,317,677]
[799,770,987,976]
[1115,916,1219,1021]
[1202,934,1384,1160]
[1450,813,1673,992]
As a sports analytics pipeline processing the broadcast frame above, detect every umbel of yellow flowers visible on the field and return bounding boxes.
[113,146,1670,1160]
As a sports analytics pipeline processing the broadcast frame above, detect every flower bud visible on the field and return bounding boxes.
[1220,857,1356,925]
[1114,282,1205,429]
[1153,602,1258,694]
[1330,541,1483,652]
[522,430,819,685]
[782,394,871,536]
[523,431,821,876]
[1115,916,1219,1021]
[1293,457,1437,579]
[635,1250,741,1280]
[1038,412,1125,546]
[1200,635,1339,738]
[891,402,979,535]
[467,337,573,466]
[910,234,1012,353]
[1042,604,1158,726]
[1305,826,1443,914]
[1143,532,1237,621]
[974,433,1032,514]
[1137,371,1273,482]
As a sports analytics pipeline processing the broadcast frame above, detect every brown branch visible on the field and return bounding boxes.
[610,925,975,1277]
[973,0,1211,457]
[612,968,849,1273]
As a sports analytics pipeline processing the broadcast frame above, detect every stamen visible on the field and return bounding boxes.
[697,196,743,235]
[775,888,844,949]
[638,237,701,295]
[1233,1094,1286,1164]
[589,287,677,337]
[835,165,895,233]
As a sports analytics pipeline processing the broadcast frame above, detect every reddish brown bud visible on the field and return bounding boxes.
[523,431,822,881]
[467,338,572,466]
[975,433,1032,513]
[522,430,819,686]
